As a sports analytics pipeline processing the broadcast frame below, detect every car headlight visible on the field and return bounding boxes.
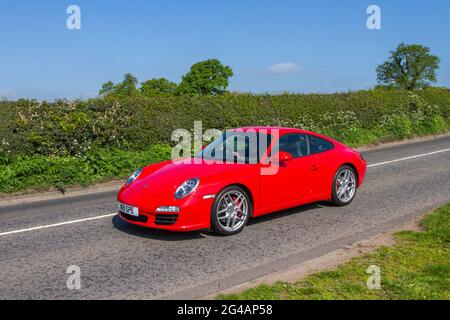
[174,178,200,199]
[126,168,143,185]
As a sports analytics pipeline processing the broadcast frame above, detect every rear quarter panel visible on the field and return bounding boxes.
[313,142,366,200]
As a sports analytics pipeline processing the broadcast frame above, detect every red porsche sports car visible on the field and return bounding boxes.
[117,127,366,236]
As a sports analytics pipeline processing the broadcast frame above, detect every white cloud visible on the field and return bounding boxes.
[267,62,300,74]
[0,89,16,100]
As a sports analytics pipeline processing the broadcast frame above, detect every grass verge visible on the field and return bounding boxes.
[219,203,450,300]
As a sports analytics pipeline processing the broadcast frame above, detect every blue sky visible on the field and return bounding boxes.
[0,0,449,100]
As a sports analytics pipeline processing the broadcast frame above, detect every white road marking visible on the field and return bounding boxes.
[1,147,449,237]
[0,213,116,237]
[367,148,450,168]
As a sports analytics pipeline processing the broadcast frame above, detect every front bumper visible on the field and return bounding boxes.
[117,191,214,232]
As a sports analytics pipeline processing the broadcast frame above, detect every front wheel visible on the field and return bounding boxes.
[331,165,357,206]
[211,186,252,236]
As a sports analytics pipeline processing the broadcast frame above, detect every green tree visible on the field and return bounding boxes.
[98,81,115,96]
[177,59,233,95]
[140,78,177,97]
[98,73,139,97]
[376,43,440,90]
[115,73,139,96]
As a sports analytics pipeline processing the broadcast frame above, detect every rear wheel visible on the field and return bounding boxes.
[331,165,357,206]
[211,186,252,236]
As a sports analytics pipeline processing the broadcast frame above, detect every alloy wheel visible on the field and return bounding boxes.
[335,168,356,203]
[216,190,249,233]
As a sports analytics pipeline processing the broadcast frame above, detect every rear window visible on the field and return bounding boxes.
[308,136,334,154]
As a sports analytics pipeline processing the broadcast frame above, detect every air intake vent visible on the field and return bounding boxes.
[155,214,178,225]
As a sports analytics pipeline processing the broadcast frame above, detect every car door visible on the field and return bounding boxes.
[260,134,314,208]
[306,134,336,199]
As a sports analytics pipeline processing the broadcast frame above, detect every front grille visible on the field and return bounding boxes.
[119,212,148,223]
[155,214,179,225]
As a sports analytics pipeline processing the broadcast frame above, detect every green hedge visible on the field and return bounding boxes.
[0,88,449,193]
[0,145,171,193]
[1,88,450,159]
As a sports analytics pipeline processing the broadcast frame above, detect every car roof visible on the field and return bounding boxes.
[232,126,344,147]
[233,126,314,135]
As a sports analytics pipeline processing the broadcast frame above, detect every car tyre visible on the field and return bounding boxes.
[211,186,252,236]
[331,165,357,206]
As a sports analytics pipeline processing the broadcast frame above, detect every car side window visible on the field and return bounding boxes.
[308,135,334,154]
[278,134,309,158]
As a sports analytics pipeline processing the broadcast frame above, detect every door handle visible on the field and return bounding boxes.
[311,164,319,171]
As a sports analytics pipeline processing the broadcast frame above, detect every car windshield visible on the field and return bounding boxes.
[196,131,272,164]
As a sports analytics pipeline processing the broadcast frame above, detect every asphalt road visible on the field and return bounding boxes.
[1,136,449,300]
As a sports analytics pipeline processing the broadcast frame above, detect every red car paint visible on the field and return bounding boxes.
[117,127,367,231]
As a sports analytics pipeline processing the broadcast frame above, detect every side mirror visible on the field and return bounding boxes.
[269,151,293,163]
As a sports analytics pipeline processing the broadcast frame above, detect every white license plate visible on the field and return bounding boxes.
[118,202,139,217]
